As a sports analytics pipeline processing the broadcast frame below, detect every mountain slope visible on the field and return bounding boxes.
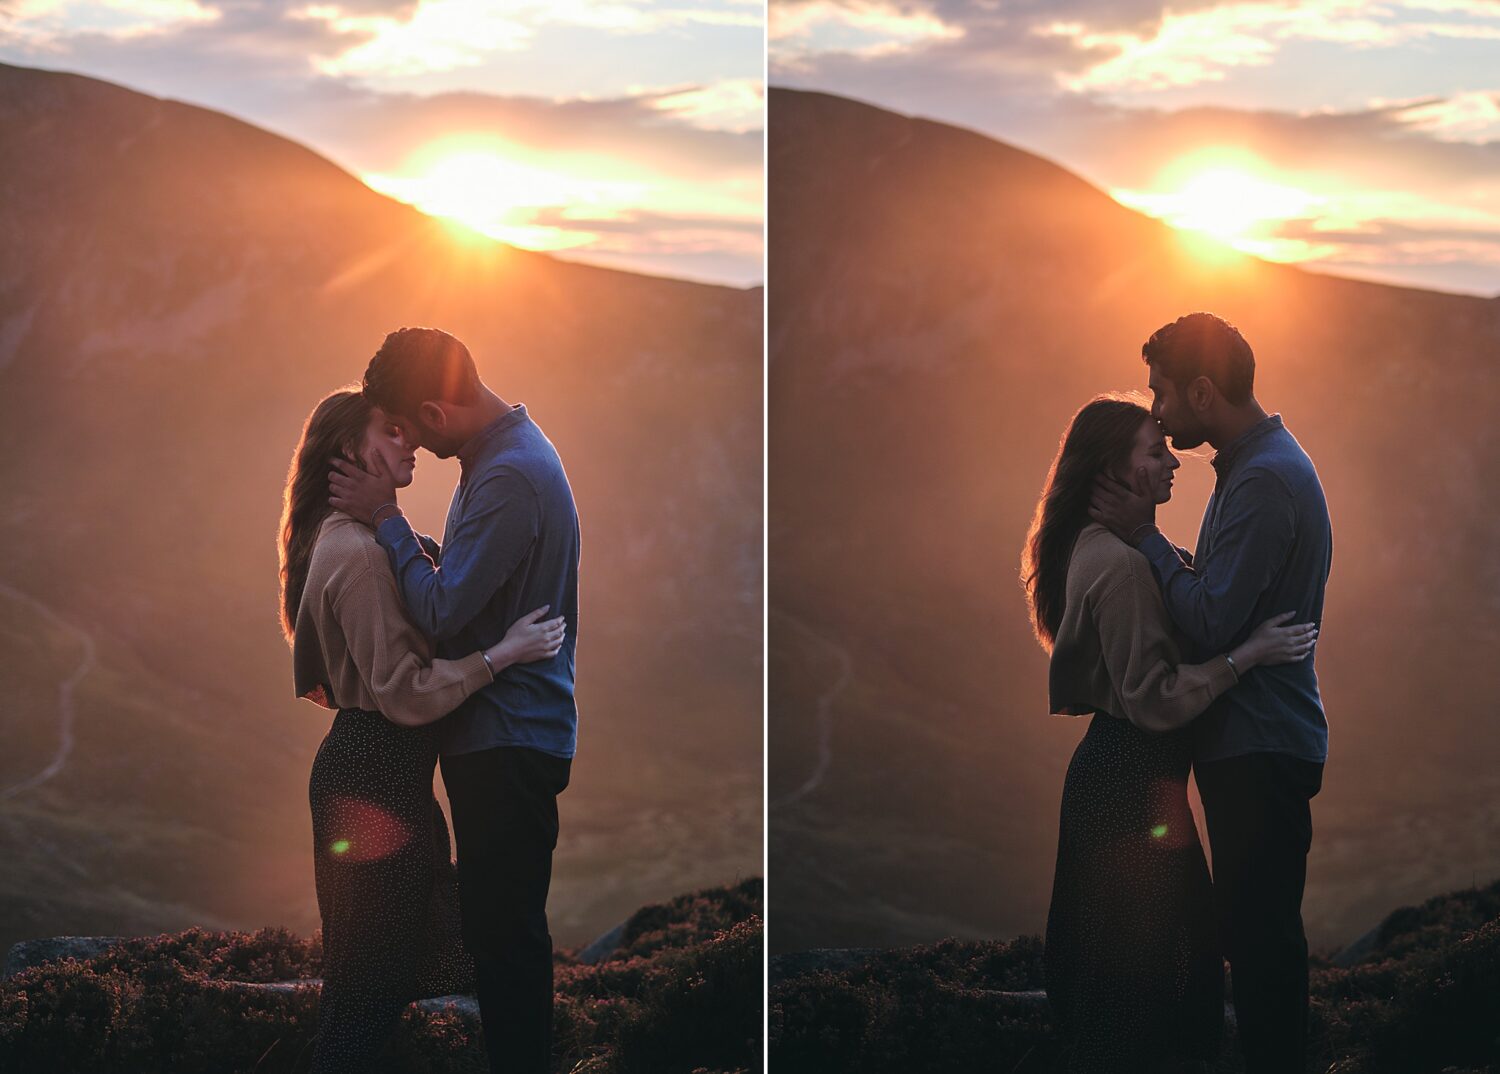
[0,62,762,952]
[769,87,1500,953]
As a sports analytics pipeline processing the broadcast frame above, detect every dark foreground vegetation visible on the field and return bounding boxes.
[771,880,1500,1073]
[0,878,762,1073]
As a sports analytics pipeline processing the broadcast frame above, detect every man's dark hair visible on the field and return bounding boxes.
[363,327,480,419]
[1142,312,1255,405]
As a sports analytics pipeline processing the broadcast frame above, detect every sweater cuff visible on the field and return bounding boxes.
[1205,654,1239,699]
[454,651,493,697]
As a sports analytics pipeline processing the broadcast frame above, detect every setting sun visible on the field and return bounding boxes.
[1111,150,1335,263]
[363,138,647,251]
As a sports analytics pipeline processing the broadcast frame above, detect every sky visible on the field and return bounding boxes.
[771,0,1500,296]
[0,0,765,286]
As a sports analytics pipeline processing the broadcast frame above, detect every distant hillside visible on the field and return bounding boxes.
[0,62,761,954]
[1,879,763,1073]
[768,86,1500,953]
[770,879,1500,1073]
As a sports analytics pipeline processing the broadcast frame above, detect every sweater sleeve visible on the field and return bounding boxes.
[330,550,494,727]
[1092,565,1239,733]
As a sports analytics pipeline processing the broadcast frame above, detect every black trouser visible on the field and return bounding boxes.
[1195,751,1323,1074]
[440,745,571,1074]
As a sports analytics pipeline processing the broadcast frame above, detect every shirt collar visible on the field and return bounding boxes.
[457,403,528,472]
[1211,413,1283,475]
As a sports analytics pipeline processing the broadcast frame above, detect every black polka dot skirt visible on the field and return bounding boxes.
[1043,713,1223,1072]
[308,708,474,1073]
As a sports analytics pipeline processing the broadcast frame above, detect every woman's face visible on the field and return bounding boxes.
[1122,416,1180,504]
[358,407,417,488]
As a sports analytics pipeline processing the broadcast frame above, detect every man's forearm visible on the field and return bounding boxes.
[1134,530,1226,653]
[376,515,457,639]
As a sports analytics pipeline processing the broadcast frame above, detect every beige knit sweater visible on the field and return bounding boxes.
[1048,523,1238,732]
[292,512,492,726]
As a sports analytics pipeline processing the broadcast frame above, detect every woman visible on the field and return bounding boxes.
[1020,396,1316,1072]
[278,387,566,1073]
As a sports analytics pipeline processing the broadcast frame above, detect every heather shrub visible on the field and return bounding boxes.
[770,935,1051,1074]
[610,877,762,961]
[1311,909,1500,1073]
[609,916,763,1074]
[770,881,1500,1074]
[0,880,763,1074]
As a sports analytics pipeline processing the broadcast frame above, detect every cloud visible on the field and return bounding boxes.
[290,1,537,77]
[1040,100,1500,195]
[642,77,765,133]
[770,0,964,62]
[1037,0,1395,94]
[1389,91,1500,144]
[1,0,220,49]
[289,0,762,79]
[770,0,1500,98]
[3,0,760,82]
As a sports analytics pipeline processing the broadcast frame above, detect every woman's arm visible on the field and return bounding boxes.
[1094,565,1316,732]
[1093,571,1237,732]
[332,548,563,727]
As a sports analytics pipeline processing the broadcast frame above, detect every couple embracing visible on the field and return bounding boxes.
[1022,313,1333,1073]
[277,327,579,1072]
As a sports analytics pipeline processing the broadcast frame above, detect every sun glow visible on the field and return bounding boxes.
[363,139,648,251]
[1112,150,1335,262]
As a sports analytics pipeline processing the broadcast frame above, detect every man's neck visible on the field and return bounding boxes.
[474,388,510,426]
[1207,401,1270,451]
[455,389,511,443]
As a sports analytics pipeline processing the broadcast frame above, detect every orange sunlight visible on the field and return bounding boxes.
[1112,149,1337,263]
[362,136,647,251]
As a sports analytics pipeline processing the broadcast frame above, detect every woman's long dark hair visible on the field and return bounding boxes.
[278,387,373,641]
[1021,394,1152,651]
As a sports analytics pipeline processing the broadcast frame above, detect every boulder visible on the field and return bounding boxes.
[4,935,122,978]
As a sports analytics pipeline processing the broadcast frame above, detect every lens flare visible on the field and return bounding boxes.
[324,797,412,862]
[1150,824,1169,839]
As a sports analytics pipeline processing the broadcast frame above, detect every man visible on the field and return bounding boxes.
[329,326,580,1074]
[1090,312,1332,1074]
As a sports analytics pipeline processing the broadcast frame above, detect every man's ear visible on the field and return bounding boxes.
[1187,375,1216,413]
[417,400,447,433]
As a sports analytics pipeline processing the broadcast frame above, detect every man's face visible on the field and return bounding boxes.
[1147,365,1206,450]
[386,411,448,458]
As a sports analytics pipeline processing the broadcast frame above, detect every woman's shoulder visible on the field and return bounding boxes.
[1069,524,1151,591]
[308,514,387,591]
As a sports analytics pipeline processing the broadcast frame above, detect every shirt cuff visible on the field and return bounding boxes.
[1137,529,1185,579]
[375,513,418,551]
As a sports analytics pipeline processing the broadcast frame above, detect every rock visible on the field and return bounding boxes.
[227,980,318,996]
[1332,924,1384,968]
[577,920,629,965]
[414,994,479,1017]
[4,935,122,978]
[199,979,480,1016]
